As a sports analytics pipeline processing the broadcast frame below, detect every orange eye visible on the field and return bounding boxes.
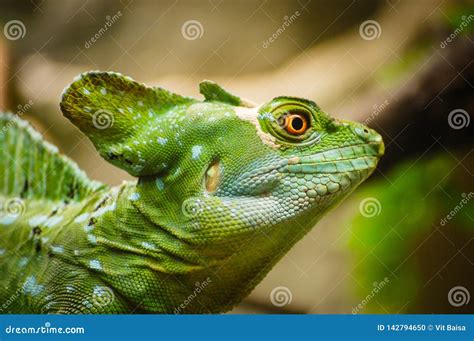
[285,113,308,135]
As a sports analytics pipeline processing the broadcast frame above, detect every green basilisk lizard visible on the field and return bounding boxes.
[0,71,384,313]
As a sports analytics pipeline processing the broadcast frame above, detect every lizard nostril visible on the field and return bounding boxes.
[355,126,375,140]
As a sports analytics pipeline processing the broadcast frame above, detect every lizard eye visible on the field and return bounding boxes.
[260,100,318,145]
[284,113,308,135]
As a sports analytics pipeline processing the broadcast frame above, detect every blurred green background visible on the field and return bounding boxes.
[0,0,472,314]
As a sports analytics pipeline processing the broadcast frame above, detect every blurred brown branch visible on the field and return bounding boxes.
[0,36,7,111]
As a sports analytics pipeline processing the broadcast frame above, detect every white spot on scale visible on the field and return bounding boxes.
[18,257,29,267]
[44,216,64,228]
[155,178,165,191]
[89,259,103,271]
[28,215,48,227]
[93,286,111,300]
[141,241,156,250]
[0,249,5,256]
[128,192,140,201]
[82,300,93,309]
[51,245,65,254]
[100,88,107,95]
[74,213,89,224]
[157,137,168,145]
[83,88,91,95]
[191,145,203,160]
[92,202,116,218]
[23,276,44,296]
[87,234,97,244]
[0,215,18,225]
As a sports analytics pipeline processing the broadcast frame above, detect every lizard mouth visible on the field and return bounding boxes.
[280,142,383,175]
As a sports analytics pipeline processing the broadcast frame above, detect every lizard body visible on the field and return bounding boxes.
[0,72,384,313]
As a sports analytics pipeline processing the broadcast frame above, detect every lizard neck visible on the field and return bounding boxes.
[87,178,322,313]
[82,181,223,313]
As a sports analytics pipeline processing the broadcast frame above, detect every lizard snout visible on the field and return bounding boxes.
[354,125,385,157]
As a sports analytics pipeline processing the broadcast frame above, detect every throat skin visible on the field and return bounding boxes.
[43,176,324,314]
[80,180,333,313]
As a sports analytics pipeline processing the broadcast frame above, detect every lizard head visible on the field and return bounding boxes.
[61,71,384,248]
[61,72,384,310]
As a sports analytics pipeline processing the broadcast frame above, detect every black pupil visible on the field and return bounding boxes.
[291,116,304,131]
